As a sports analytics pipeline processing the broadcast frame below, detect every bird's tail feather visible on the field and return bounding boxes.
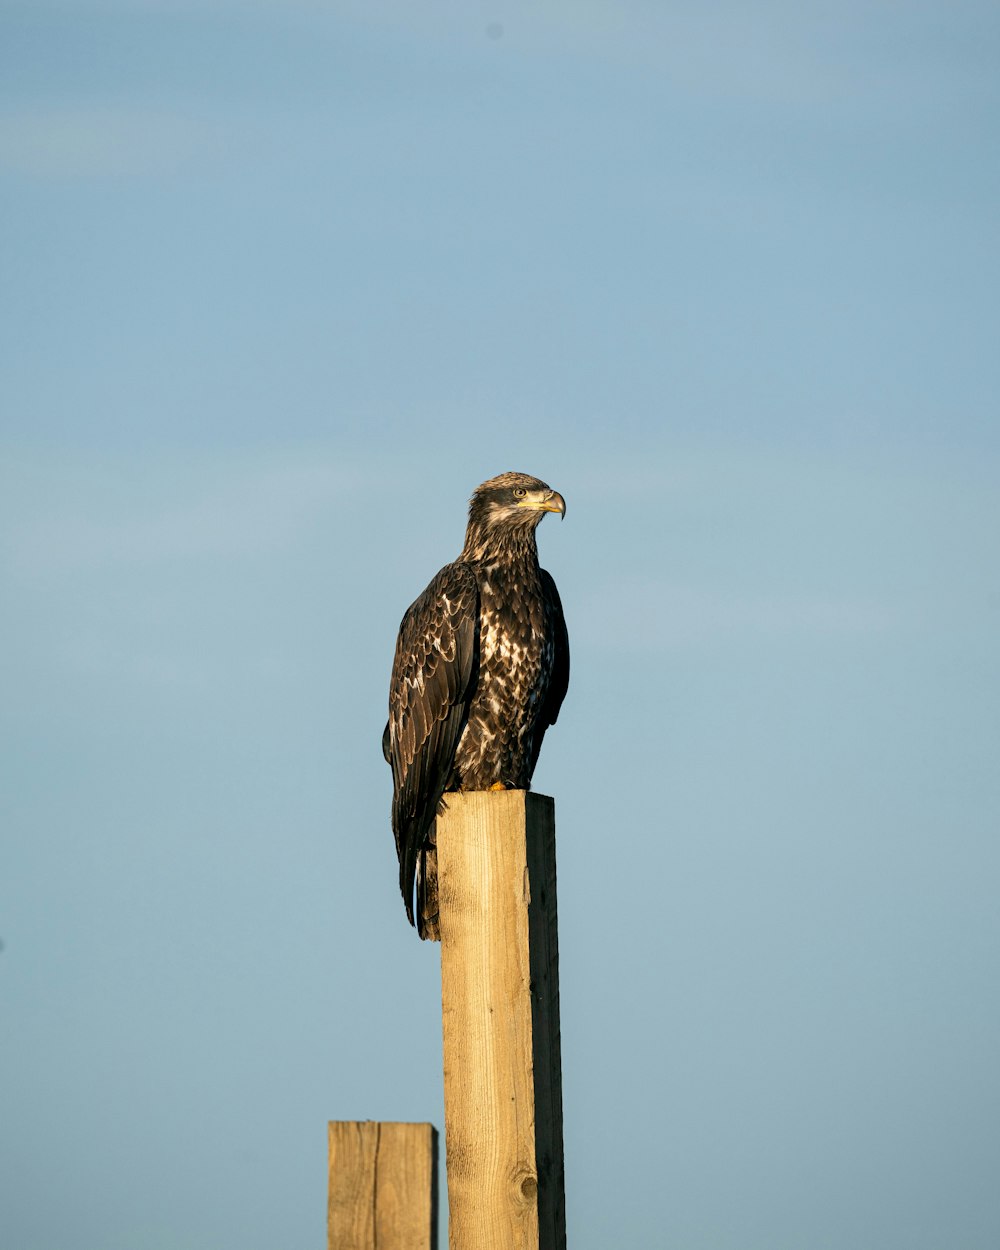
[398,814,441,941]
[415,835,440,942]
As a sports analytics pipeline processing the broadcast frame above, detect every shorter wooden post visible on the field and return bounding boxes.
[438,790,566,1250]
[328,1121,438,1250]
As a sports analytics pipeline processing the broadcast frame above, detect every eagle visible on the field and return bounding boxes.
[383,471,570,940]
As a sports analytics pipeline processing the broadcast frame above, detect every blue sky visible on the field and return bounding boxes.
[2,4,999,1248]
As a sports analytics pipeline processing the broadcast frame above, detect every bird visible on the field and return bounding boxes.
[383,471,570,940]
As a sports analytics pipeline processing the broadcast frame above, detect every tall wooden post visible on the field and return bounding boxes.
[437,790,566,1250]
[328,1121,438,1250]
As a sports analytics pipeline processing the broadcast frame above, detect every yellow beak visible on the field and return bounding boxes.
[518,489,566,517]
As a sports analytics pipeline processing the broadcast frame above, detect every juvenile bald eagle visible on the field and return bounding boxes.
[383,471,569,940]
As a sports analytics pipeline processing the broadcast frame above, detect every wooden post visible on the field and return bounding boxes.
[437,790,566,1250]
[328,1120,438,1250]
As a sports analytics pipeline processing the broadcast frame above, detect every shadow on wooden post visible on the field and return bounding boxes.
[328,1121,438,1250]
[438,790,566,1250]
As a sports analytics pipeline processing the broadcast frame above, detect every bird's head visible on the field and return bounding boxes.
[467,471,566,536]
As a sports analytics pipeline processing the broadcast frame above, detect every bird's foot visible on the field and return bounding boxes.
[489,781,507,791]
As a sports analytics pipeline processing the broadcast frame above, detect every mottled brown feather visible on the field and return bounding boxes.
[384,472,568,939]
[384,563,479,933]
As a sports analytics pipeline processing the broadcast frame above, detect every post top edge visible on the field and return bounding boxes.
[436,789,554,811]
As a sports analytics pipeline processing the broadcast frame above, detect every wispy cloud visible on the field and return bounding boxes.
[326,0,985,116]
[578,577,896,651]
[0,107,230,179]
[1,451,371,573]
[1,448,386,701]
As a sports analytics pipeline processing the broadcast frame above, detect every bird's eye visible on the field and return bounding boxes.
[513,487,527,498]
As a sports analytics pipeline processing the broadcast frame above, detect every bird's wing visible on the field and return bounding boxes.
[384,561,479,928]
[529,568,570,775]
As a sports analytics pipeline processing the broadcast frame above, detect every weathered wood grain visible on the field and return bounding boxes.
[437,790,566,1250]
[328,1120,438,1250]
